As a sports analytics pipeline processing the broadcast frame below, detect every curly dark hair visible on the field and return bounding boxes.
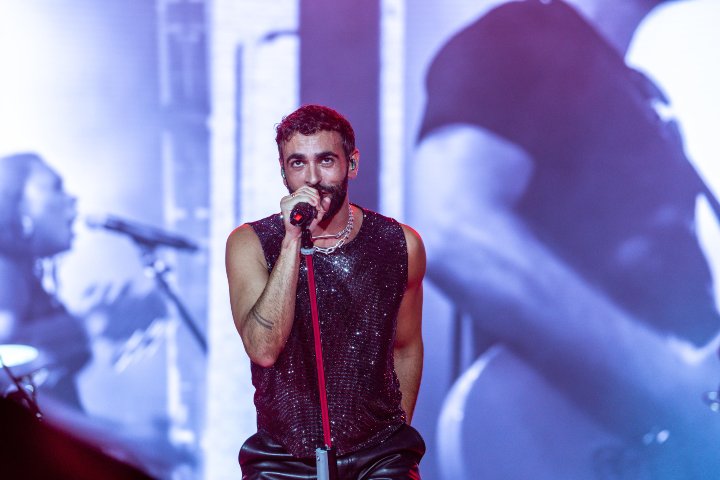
[275,104,356,161]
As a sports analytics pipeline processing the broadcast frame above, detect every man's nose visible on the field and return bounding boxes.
[306,163,320,185]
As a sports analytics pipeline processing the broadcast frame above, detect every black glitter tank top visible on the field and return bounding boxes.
[249,206,408,458]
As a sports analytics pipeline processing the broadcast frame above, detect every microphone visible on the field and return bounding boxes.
[289,202,317,228]
[86,215,199,252]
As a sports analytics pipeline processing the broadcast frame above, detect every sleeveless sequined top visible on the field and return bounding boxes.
[249,206,408,458]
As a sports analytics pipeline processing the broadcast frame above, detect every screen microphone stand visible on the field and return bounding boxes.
[138,245,208,355]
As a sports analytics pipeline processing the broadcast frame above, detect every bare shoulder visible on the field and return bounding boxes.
[227,223,260,249]
[400,223,426,286]
[400,224,423,252]
[412,124,534,209]
[225,224,265,271]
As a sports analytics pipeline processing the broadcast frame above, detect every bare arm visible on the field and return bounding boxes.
[225,186,328,367]
[409,125,720,468]
[226,224,301,367]
[393,225,426,424]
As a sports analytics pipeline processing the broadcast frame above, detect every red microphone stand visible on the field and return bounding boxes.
[300,228,339,480]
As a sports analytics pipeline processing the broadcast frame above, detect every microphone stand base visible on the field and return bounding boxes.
[316,446,338,480]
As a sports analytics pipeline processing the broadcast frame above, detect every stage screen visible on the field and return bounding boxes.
[1,1,718,478]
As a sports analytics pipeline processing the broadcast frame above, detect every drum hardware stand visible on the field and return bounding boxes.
[301,228,339,480]
[0,355,42,420]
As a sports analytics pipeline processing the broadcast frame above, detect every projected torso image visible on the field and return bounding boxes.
[409,0,720,478]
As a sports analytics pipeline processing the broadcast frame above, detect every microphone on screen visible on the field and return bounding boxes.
[86,214,198,252]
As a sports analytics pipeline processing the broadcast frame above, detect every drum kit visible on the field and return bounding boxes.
[1,343,164,479]
[0,343,49,419]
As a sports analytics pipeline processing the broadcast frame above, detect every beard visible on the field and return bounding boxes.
[286,171,349,222]
[304,175,348,223]
[314,174,348,222]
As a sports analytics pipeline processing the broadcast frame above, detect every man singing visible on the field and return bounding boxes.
[226,104,426,479]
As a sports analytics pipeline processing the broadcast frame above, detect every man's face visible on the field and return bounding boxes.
[280,130,356,222]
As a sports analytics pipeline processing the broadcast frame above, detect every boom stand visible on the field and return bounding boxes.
[301,228,338,480]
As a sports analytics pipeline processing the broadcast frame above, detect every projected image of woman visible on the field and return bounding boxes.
[0,152,90,411]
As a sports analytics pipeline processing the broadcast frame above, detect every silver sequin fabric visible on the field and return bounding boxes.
[248,206,408,458]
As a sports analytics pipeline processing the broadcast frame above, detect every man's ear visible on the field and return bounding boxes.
[280,161,288,187]
[348,150,360,178]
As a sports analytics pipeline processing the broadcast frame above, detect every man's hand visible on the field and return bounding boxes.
[280,186,331,237]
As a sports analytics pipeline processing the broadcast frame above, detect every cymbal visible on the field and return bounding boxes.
[0,344,48,382]
[0,344,40,368]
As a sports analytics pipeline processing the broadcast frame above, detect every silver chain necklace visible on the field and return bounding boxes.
[312,205,354,240]
[313,206,354,255]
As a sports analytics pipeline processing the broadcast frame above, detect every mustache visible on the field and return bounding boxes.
[310,183,342,195]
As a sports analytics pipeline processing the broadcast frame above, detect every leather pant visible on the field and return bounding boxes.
[239,424,425,479]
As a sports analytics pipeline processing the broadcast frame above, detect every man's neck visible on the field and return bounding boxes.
[314,201,352,239]
[562,0,659,56]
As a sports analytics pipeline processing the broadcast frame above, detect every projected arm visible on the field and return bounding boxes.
[0,259,27,343]
[408,124,720,471]
[0,259,90,371]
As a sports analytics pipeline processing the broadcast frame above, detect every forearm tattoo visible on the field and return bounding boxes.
[251,306,274,330]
